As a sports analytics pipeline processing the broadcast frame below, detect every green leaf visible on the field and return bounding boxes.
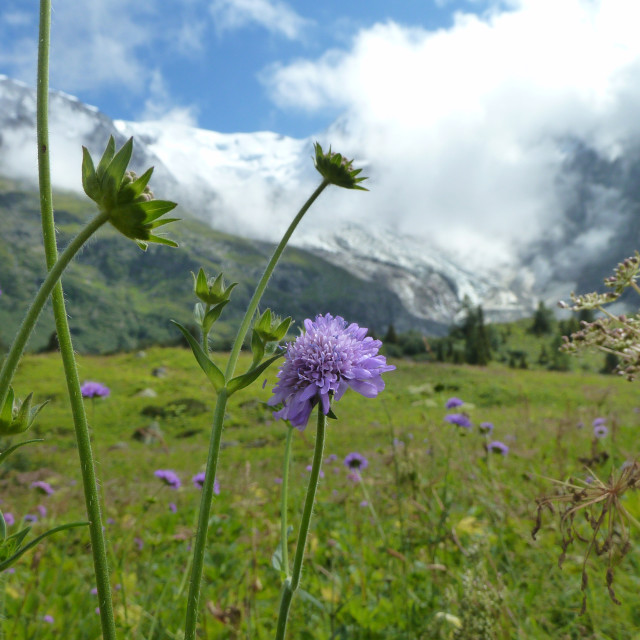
[81,147,100,200]
[250,329,265,367]
[271,545,283,572]
[136,199,178,222]
[202,301,229,336]
[0,439,43,467]
[298,588,325,612]
[95,136,116,180]
[0,522,88,572]
[193,303,205,327]
[171,321,225,391]
[0,511,6,542]
[0,387,14,425]
[147,235,179,248]
[227,352,282,395]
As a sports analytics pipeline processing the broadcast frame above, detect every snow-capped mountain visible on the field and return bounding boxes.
[0,75,540,329]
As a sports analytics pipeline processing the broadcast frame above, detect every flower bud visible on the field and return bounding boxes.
[313,143,368,190]
[192,268,237,305]
[254,309,292,343]
[0,387,48,435]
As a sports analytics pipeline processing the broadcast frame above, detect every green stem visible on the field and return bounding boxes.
[0,209,109,409]
[184,388,229,640]
[275,407,326,640]
[34,2,116,638]
[280,425,294,575]
[224,179,330,380]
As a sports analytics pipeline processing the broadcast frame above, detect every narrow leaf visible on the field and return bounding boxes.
[202,301,229,336]
[102,137,133,195]
[148,235,179,248]
[95,136,116,179]
[81,147,100,200]
[227,352,282,395]
[0,439,43,466]
[171,321,225,391]
[137,199,178,222]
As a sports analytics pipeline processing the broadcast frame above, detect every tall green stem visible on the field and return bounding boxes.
[280,426,294,575]
[34,2,116,638]
[275,407,326,640]
[224,179,329,380]
[184,388,229,640]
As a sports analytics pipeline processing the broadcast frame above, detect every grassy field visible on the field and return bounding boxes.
[2,348,640,639]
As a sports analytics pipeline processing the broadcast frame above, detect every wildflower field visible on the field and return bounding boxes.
[4,348,640,639]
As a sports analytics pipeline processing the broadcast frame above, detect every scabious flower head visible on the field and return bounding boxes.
[445,413,472,429]
[43,615,54,624]
[487,441,509,455]
[344,452,368,471]
[305,464,325,479]
[326,454,338,463]
[3,512,14,527]
[192,472,220,495]
[81,381,110,399]
[154,469,181,489]
[31,481,54,495]
[268,314,395,428]
[445,397,464,409]
[592,417,606,427]
[479,422,494,434]
[594,424,608,438]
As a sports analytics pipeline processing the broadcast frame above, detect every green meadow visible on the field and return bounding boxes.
[2,348,640,639]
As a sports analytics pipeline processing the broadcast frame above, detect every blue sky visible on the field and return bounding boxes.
[0,0,494,137]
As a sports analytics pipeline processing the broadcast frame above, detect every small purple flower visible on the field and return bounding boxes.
[43,615,54,624]
[478,422,494,434]
[393,437,404,448]
[268,314,395,429]
[91,587,98,595]
[344,452,368,471]
[487,441,509,455]
[326,454,338,463]
[134,537,143,551]
[3,512,14,527]
[359,500,369,507]
[274,477,283,484]
[592,417,606,427]
[445,413,472,429]
[36,505,47,518]
[169,502,177,513]
[31,481,54,495]
[154,470,181,489]
[24,514,37,523]
[347,471,361,482]
[594,424,608,438]
[445,397,464,409]
[192,472,220,495]
[81,381,110,398]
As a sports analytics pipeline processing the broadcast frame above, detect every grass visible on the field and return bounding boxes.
[2,348,640,639]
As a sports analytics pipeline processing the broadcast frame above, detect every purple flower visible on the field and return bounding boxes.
[91,587,98,595]
[154,470,181,489]
[592,417,606,427]
[24,514,37,523]
[594,424,608,438]
[479,422,494,434]
[268,314,395,428]
[31,481,54,495]
[3,512,14,526]
[36,505,47,518]
[169,502,177,513]
[81,381,110,398]
[43,615,54,624]
[445,397,464,409]
[326,454,338,463]
[487,441,509,455]
[344,452,368,471]
[192,472,220,495]
[134,537,144,551]
[359,500,369,507]
[445,413,472,429]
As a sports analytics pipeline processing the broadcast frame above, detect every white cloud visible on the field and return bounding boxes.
[141,69,199,126]
[209,0,310,40]
[262,0,640,276]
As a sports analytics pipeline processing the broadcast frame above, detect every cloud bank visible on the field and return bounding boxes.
[263,0,640,276]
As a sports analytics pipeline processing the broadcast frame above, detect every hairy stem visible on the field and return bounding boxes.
[34,2,116,637]
[184,388,229,640]
[275,407,326,640]
[224,179,329,380]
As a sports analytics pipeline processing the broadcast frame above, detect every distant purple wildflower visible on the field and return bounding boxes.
[36,505,47,518]
[91,587,98,595]
[479,422,494,434]
[31,481,54,495]
[169,502,177,513]
[268,314,395,429]
[154,470,181,489]
[81,381,110,398]
[274,477,283,484]
[3,513,14,526]
[592,417,606,427]
[43,615,54,624]
[192,472,220,495]
[24,514,37,523]
[594,424,608,438]
[445,413,472,429]
[445,397,464,409]
[344,452,368,471]
[134,537,143,551]
[487,441,509,455]
[326,454,338,463]
[359,500,369,507]
[393,437,404,448]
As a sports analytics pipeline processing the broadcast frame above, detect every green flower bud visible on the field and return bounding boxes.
[0,387,48,435]
[254,309,292,343]
[82,136,179,251]
[314,143,368,190]
[192,268,237,305]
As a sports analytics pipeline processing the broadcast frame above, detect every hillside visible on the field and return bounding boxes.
[0,176,442,354]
